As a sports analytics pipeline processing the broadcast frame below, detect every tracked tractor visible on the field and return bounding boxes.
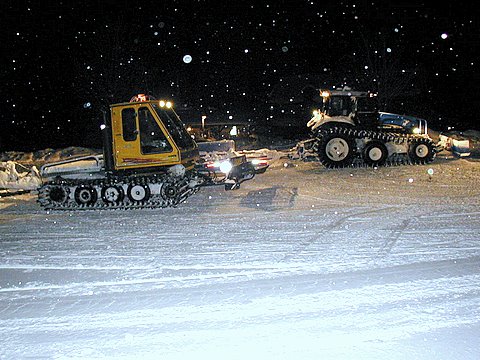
[37,94,268,210]
[302,88,438,168]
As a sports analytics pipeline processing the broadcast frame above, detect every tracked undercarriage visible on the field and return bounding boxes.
[37,172,201,211]
[301,126,437,168]
[36,152,259,211]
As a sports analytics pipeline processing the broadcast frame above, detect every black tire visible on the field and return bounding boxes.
[101,185,124,204]
[408,138,436,164]
[127,183,151,202]
[363,141,388,167]
[74,185,98,206]
[317,132,356,168]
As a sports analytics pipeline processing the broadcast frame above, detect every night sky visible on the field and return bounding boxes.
[2,1,479,151]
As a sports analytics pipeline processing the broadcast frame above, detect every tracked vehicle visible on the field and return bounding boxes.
[37,95,267,210]
[303,88,438,168]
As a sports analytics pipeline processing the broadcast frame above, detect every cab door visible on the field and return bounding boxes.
[110,104,180,170]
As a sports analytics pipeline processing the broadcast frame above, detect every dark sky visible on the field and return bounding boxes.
[1,1,479,151]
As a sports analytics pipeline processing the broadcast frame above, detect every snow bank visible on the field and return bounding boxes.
[0,147,101,166]
[0,147,100,193]
[0,161,42,192]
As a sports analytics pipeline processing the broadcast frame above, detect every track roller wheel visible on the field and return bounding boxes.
[74,185,98,206]
[408,138,436,164]
[317,132,356,168]
[47,185,69,205]
[363,141,388,167]
[101,185,124,204]
[160,182,178,200]
[127,183,151,203]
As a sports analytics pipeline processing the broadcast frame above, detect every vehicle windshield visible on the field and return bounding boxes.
[151,104,196,150]
[327,97,354,116]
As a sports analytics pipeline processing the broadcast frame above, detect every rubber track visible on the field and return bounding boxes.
[312,126,437,168]
[37,173,200,211]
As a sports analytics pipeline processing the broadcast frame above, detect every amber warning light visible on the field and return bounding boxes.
[129,94,153,102]
[128,94,173,109]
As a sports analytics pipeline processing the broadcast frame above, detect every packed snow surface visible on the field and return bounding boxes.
[1,153,479,359]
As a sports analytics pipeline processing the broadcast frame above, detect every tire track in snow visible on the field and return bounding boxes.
[377,219,412,258]
[281,206,397,262]
[373,208,480,261]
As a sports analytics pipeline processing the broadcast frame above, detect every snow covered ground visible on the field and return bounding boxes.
[1,150,480,359]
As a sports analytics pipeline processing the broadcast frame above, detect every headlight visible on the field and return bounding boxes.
[412,127,421,134]
[219,160,233,174]
[251,159,268,166]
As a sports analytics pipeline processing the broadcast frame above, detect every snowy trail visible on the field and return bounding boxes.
[1,157,480,359]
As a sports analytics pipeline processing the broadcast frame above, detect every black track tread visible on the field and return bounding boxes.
[37,173,201,211]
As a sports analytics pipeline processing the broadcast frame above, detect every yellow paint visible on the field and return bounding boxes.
[110,102,197,171]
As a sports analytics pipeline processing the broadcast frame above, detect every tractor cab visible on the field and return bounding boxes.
[103,94,199,174]
[308,89,379,131]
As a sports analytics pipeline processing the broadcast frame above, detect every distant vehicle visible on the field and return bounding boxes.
[303,88,438,168]
[37,95,268,210]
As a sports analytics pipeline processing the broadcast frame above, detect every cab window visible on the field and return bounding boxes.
[122,108,137,142]
[152,104,196,150]
[328,98,353,116]
[138,107,173,154]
